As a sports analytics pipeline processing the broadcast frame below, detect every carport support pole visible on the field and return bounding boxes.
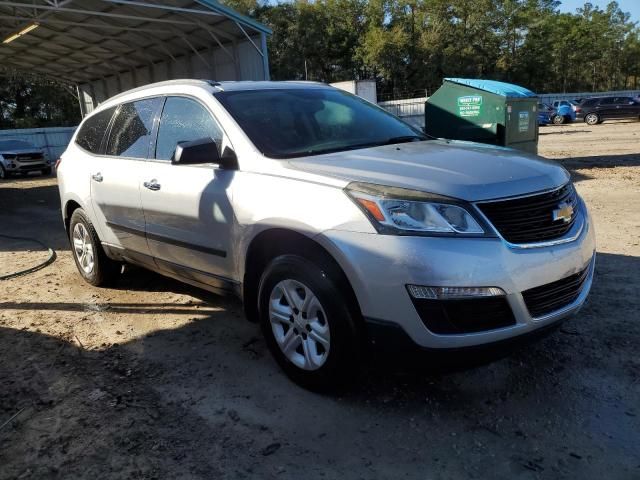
[76,85,86,118]
[261,32,270,81]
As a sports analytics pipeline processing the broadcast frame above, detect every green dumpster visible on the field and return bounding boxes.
[425,78,539,154]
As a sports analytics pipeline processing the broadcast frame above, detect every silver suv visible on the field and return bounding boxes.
[57,80,595,389]
[0,139,51,178]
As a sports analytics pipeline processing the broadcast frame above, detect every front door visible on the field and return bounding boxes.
[89,97,162,262]
[140,96,235,288]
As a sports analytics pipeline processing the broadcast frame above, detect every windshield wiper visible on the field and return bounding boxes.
[384,135,429,145]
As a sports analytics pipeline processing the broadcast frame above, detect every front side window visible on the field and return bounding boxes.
[214,88,426,159]
[76,107,116,154]
[155,97,223,161]
[106,98,161,158]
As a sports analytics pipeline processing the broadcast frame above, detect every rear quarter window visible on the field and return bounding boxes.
[75,107,117,154]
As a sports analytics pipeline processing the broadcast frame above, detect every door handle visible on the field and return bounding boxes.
[143,179,161,191]
[91,172,103,182]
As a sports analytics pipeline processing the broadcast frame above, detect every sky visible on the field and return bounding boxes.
[558,0,640,22]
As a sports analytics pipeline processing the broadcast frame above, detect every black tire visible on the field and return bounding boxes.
[0,164,7,179]
[42,167,52,176]
[258,254,361,391]
[552,114,565,125]
[585,112,600,125]
[69,208,121,286]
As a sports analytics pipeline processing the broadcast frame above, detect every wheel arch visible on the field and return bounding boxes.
[63,198,84,234]
[241,228,363,328]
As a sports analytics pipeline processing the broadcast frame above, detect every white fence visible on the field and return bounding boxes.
[0,127,76,159]
[378,97,427,129]
[538,89,640,103]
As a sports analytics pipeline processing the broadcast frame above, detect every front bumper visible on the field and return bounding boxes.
[5,160,49,172]
[319,201,596,350]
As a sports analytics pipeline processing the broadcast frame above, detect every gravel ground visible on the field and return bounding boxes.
[1,120,639,479]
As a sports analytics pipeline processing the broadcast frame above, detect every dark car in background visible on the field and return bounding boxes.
[0,139,51,179]
[576,96,640,125]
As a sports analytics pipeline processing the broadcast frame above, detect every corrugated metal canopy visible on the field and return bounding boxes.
[0,0,271,86]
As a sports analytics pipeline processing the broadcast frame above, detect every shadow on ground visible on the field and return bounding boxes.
[1,252,639,479]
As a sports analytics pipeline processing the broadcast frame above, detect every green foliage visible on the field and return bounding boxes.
[0,71,80,129]
[225,0,640,96]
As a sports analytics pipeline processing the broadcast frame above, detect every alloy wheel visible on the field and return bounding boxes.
[585,113,598,125]
[268,279,330,371]
[73,222,95,275]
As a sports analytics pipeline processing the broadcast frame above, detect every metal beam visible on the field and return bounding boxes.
[97,0,224,18]
[0,2,202,26]
[234,20,263,57]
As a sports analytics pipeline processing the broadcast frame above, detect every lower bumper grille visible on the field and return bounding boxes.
[410,296,516,334]
[522,264,591,318]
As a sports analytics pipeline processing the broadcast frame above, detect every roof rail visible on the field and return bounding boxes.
[102,79,220,105]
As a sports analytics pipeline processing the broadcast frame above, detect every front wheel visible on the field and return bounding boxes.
[0,165,7,179]
[69,209,121,286]
[258,254,361,391]
[585,113,600,125]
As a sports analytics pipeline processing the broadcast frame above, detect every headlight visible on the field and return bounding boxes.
[346,182,487,236]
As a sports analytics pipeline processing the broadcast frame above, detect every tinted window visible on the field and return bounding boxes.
[613,97,633,104]
[155,97,223,161]
[598,97,616,105]
[215,88,426,158]
[76,107,116,153]
[106,98,161,158]
[581,99,598,107]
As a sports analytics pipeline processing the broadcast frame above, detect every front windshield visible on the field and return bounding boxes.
[0,139,35,150]
[214,88,427,158]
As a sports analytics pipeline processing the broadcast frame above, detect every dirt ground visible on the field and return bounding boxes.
[1,120,638,479]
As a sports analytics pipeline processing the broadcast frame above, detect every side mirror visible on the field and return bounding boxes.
[173,138,219,165]
[173,138,238,170]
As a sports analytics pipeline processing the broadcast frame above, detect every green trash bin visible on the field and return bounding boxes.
[425,78,539,154]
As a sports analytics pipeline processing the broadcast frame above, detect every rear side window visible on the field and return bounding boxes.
[613,97,633,104]
[581,99,598,107]
[106,98,162,158]
[75,107,116,153]
[155,97,223,161]
[598,97,616,105]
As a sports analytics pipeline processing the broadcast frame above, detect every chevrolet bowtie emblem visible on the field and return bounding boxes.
[553,202,574,223]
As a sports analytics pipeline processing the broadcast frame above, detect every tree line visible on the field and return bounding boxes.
[228,0,640,98]
[1,0,638,129]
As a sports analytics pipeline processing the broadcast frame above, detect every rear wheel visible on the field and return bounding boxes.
[552,114,565,125]
[69,209,121,286]
[258,254,361,391]
[585,113,600,125]
[42,167,52,176]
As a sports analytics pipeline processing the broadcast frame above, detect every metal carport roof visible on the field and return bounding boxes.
[0,0,272,112]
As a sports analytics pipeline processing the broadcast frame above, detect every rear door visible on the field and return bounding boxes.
[89,97,162,262]
[140,96,235,287]
[596,97,618,118]
[614,97,637,118]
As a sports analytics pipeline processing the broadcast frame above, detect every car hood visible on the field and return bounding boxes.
[285,140,569,201]
[1,148,43,156]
